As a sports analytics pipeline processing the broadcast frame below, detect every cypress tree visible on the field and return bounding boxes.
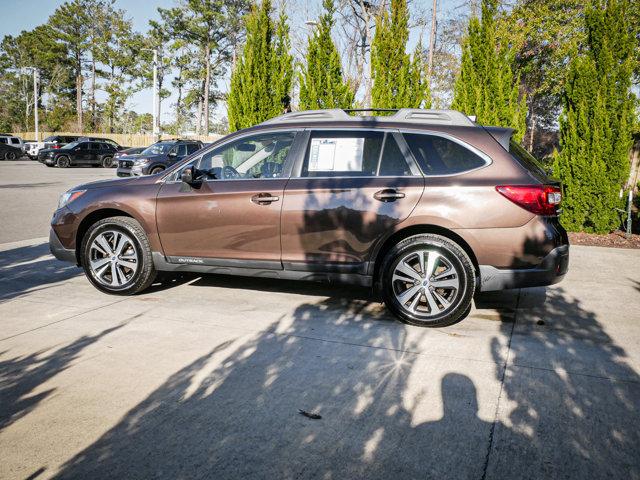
[298,0,353,110]
[227,1,293,131]
[370,0,430,109]
[451,0,525,140]
[553,0,634,233]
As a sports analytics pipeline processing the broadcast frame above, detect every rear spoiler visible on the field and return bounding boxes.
[483,126,514,150]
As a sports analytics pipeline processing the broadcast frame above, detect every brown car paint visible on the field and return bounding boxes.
[50,115,568,291]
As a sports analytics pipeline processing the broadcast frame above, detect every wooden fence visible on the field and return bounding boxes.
[12,131,223,147]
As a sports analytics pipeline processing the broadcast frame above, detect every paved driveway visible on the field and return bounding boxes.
[0,161,639,479]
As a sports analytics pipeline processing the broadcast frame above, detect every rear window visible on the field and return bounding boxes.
[508,139,549,180]
[404,133,487,175]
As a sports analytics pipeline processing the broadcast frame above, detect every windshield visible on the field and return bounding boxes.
[61,141,81,150]
[509,139,549,180]
[141,142,174,155]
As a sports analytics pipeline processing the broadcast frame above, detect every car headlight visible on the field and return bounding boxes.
[134,158,150,165]
[58,190,86,209]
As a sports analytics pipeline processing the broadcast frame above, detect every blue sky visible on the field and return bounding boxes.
[1,0,461,122]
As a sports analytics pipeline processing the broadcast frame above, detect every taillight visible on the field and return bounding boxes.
[496,185,562,216]
[52,145,60,149]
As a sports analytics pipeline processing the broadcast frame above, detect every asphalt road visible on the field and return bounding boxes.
[1,160,639,479]
[0,160,115,243]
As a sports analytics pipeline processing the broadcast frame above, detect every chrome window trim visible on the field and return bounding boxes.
[398,128,493,177]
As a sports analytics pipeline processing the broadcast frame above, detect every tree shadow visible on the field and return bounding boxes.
[485,285,640,478]
[0,322,127,432]
[0,242,81,302]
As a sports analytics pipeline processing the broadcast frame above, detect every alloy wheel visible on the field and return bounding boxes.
[391,249,461,318]
[89,230,139,287]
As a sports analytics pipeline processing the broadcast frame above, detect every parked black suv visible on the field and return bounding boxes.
[39,140,119,168]
[116,139,203,177]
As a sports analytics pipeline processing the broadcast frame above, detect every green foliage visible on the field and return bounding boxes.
[228,0,294,131]
[298,0,354,110]
[553,0,635,233]
[451,0,526,140]
[370,0,429,109]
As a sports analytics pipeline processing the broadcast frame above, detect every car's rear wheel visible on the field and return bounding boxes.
[101,156,113,168]
[80,216,156,295]
[380,234,475,327]
[150,166,165,175]
[56,156,70,168]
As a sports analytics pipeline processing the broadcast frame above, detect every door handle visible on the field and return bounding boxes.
[373,189,405,202]
[251,193,280,205]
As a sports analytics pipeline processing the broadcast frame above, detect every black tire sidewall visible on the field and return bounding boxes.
[81,218,154,295]
[6,151,16,160]
[381,234,475,327]
[102,156,112,168]
[150,166,164,175]
[56,156,70,168]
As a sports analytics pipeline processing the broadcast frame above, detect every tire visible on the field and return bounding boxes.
[379,234,475,327]
[150,166,165,175]
[0,153,5,160]
[101,156,113,168]
[56,156,70,168]
[80,216,156,295]
[6,151,16,160]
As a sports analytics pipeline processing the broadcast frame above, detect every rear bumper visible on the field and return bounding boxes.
[49,227,76,264]
[478,245,569,292]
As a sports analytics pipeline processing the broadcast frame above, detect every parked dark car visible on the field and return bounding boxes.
[79,137,127,151]
[50,109,569,327]
[0,142,24,160]
[116,139,203,177]
[39,140,119,168]
[114,146,145,161]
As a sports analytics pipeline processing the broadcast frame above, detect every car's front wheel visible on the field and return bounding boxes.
[6,151,16,160]
[80,216,157,295]
[380,234,475,327]
[150,166,165,175]
[101,156,113,168]
[56,156,70,168]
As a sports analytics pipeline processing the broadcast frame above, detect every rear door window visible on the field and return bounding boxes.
[186,143,201,154]
[403,133,487,175]
[10,138,20,145]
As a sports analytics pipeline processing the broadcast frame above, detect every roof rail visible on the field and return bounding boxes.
[260,109,351,124]
[260,108,477,127]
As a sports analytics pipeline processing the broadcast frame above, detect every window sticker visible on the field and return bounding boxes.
[308,138,364,171]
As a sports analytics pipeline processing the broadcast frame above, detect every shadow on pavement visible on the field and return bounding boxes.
[0,323,126,432]
[47,283,639,479]
[0,242,81,302]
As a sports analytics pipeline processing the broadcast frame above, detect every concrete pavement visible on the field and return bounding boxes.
[1,160,639,479]
[1,235,639,479]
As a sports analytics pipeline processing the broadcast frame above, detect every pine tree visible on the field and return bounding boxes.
[227,0,293,131]
[553,0,635,233]
[370,0,430,110]
[451,0,525,140]
[298,0,353,110]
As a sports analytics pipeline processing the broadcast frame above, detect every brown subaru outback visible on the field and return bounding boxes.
[49,109,569,327]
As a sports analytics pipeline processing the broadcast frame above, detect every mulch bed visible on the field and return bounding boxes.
[568,231,640,249]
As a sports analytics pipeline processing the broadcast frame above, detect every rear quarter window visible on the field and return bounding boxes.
[403,133,487,175]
